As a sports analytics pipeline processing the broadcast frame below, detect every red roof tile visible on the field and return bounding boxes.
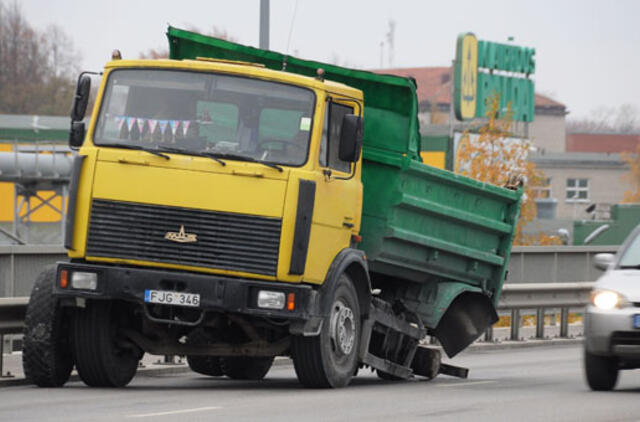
[566,133,640,153]
[373,67,565,109]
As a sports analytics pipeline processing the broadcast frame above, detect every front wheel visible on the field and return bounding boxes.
[584,349,618,391]
[71,301,141,387]
[22,266,73,387]
[292,274,361,388]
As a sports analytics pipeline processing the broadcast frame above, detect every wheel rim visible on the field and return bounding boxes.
[330,299,356,356]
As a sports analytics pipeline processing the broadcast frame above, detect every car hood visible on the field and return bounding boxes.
[595,269,640,302]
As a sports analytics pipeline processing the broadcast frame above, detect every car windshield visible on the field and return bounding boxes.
[94,69,315,166]
[618,231,640,268]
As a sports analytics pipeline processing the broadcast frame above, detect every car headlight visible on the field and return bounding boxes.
[591,289,626,310]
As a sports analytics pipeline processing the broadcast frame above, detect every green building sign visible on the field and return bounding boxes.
[454,33,536,122]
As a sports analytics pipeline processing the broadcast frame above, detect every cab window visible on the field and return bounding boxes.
[319,101,353,173]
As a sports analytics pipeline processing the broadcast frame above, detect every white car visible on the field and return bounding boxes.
[584,227,640,391]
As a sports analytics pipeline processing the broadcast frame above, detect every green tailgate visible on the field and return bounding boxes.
[167,27,523,332]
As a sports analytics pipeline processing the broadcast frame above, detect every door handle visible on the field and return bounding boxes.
[118,156,150,165]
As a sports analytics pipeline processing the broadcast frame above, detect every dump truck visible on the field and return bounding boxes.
[22,27,522,388]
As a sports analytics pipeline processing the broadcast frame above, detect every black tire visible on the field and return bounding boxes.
[292,274,361,388]
[376,370,403,381]
[188,355,224,377]
[186,329,223,377]
[584,349,618,391]
[71,301,139,387]
[22,266,73,387]
[220,356,274,380]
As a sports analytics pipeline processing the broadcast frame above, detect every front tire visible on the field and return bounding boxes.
[584,349,618,391]
[22,266,73,387]
[71,301,140,387]
[292,274,361,388]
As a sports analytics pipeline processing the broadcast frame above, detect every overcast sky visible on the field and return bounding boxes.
[19,0,640,119]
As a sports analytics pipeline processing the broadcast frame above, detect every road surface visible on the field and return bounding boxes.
[1,344,639,422]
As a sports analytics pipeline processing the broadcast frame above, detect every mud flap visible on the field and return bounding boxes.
[432,293,498,358]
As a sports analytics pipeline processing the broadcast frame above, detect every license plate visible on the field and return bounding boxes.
[144,290,200,308]
[634,314,640,329]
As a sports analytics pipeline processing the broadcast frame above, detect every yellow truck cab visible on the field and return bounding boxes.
[70,58,363,286]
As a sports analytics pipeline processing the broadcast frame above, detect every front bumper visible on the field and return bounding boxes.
[584,304,640,357]
[53,261,320,323]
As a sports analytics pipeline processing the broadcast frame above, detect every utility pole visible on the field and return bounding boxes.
[260,0,270,50]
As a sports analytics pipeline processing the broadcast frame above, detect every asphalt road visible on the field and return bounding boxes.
[1,344,640,422]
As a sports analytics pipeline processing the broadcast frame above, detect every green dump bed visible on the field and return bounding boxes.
[167,27,522,333]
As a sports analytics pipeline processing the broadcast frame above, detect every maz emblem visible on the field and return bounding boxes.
[164,225,197,243]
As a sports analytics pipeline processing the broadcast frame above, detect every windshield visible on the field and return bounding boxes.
[94,69,315,166]
[618,230,640,268]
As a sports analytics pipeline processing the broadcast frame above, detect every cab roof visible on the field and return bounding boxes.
[103,58,363,100]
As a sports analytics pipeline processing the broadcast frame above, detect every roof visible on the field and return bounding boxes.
[566,133,640,154]
[374,66,566,112]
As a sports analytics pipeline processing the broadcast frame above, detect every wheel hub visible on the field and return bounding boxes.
[330,300,355,356]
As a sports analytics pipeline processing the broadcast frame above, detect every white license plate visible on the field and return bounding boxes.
[144,290,200,308]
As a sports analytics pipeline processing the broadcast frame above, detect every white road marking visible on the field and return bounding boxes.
[437,380,495,388]
[127,406,221,418]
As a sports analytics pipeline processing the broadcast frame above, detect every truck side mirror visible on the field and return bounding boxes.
[339,114,363,163]
[69,74,92,149]
[70,75,91,122]
[69,121,86,149]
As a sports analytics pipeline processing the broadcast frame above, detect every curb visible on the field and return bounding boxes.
[1,340,581,388]
[464,337,583,353]
[0,355,294,388]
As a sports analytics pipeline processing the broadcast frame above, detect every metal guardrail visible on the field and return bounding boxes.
[487,281,594,342]
[0,282,595,376]
[0,245,615,298]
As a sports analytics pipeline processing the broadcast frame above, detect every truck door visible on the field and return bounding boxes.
[302,98,363,284]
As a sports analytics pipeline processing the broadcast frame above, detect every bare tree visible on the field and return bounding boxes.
[0,1,80,115]
[567,104,640,134]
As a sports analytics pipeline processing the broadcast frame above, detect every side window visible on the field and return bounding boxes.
[319,101,353,173]
[197,101,239,146]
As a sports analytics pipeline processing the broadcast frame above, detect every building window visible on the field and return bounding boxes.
[566,178,589,202]
[533,177,552,199]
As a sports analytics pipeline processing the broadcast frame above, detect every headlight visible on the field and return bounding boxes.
[591,289,626,310]
[257,290,285,310]
[71,271,98,290]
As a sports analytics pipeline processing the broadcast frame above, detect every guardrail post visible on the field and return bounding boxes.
[484,325,494,342]
[510,309,520,341]
[536,308,545,339]
[0,334,4,376]
[560,307,570,338]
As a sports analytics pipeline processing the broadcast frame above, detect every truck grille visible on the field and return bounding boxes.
[86,199,281,275]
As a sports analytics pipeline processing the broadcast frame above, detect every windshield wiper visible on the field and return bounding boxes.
[106,143,170,160]
[204,152,283,172]
[619,264,640,269]
[155,146,226,166]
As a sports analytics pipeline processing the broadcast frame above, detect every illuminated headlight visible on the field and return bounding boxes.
[591,289,626,310]
[257,290,285,310]
[71,272,98,290]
